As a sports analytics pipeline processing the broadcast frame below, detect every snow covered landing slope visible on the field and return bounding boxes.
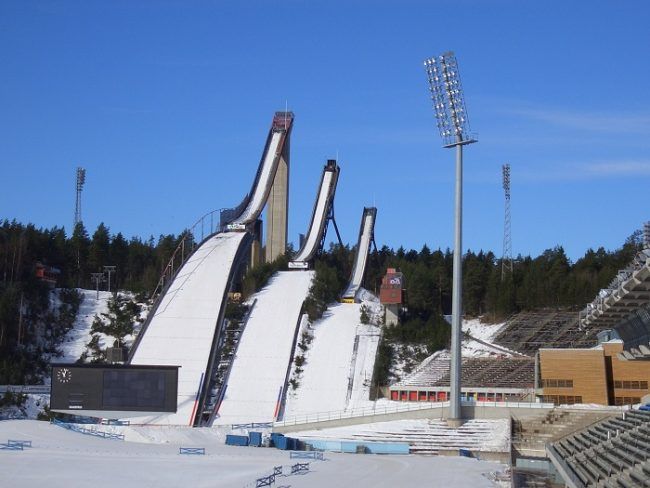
[285,293,381,417]
[130,232,247,426]
[215,271,314,425]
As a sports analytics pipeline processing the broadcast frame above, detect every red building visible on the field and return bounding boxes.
[380,268,404,326]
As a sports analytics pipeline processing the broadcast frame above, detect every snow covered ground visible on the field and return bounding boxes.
[461,318,512,358]
[58,289,113,363]
[0,420,507,487]
[285,291,381,417]
[215,271,314,425]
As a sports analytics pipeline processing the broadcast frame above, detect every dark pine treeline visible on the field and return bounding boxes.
[363,230,644,321]
[0,219,188,383]
[0,219,186,293]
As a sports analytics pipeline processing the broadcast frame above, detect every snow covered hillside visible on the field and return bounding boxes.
[58,288,146,363]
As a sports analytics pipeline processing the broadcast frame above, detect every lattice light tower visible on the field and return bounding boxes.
[74,167,86,229]
[424,51,477,425]
[644,221,650,250]
[501,164,513,280]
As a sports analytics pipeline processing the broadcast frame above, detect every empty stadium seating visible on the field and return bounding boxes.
[493,311,598,356]
[549,409,650,487]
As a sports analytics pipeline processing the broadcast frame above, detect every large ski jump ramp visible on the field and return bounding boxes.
[130,232,248,425]
[215,271,314,425]
[230,131,283,226]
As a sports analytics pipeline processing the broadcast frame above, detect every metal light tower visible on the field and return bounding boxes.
[424,51,477,425]
[644,221,650,250]
[501,164,513,280]
[74,167,86,229]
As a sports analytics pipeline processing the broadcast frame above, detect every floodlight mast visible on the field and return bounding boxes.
[424,51,477,425]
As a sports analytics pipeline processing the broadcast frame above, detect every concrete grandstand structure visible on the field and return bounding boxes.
[580,249,650,330]
[493,311,596,356]
[390,355,535,403]
[548,409,650,487]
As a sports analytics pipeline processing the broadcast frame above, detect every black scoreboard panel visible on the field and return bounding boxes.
[51,364,178,413]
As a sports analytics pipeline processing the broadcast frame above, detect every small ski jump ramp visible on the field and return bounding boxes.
[342,207,377,302]
[289,160,340,268]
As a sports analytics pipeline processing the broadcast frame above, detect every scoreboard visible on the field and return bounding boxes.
[50,364,178,417]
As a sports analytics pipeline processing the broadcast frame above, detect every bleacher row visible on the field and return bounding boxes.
[550,409,650,487]
[493,311,598,356]
[395,357,534,389]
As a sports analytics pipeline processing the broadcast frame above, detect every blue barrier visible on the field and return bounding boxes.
[290,451,324,460]
[8,440,32,448]
[459,448,473,458]
[249,431,262,447]
[225,434,249,447]
[179,447,205,455]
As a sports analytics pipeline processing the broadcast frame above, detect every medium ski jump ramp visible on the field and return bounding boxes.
[215,271,314,425]
[342,207,377,301]
[290,160,340,268]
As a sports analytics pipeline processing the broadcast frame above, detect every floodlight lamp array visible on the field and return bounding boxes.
[502,164,511,199]
[424,52,473,146]
[76,167,86,190]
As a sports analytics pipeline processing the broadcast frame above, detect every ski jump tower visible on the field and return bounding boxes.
[265,112,292,263]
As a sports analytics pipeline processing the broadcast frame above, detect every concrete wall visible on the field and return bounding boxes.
[265,139,289,263]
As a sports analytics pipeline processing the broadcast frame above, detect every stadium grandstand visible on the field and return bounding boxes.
[547,408,650,487]
[492,311,597,356]
[389,355,535,403]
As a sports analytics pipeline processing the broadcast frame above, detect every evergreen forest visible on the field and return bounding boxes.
[0,218,644,386]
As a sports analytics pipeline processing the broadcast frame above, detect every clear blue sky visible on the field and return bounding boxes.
[2,1,649,260]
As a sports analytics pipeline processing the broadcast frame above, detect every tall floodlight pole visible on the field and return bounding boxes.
[424,51,477,425]
[644,221,650,250]
[74,167,86,229]
[501,164,513,280]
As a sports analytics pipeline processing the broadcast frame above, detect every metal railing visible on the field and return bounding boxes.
[275,399,554,428]
[579,249,650,324]
[51,418,124,440]
[151,208,224,299]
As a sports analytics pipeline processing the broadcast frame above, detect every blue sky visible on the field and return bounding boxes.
[1,1,649,260]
